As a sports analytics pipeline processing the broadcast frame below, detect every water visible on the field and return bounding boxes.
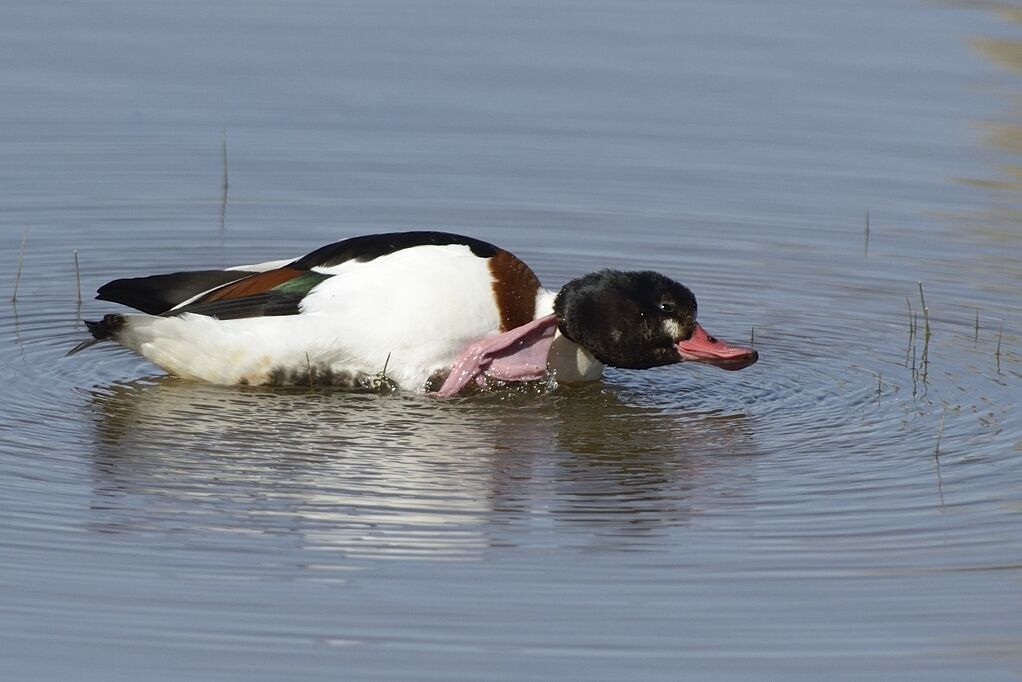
[2,1,1021,679]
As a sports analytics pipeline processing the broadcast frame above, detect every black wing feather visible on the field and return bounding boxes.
[96,270,256,315]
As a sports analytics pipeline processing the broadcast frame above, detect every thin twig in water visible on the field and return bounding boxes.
[904,292,924,396]
[222,128,229,194]
[219,129,229,233]
[917,282,930,383]
[864,210,870,257]
[73,249,82,304]
[12,228,28,302]
[917,281,931,341]
[974,309,979,346]
[933,404,947,512]
[910,344,918,398]
[995,324,1003,374]
[904,296,915,367]
[367,352,394,392]
[935,403,947,457]
[750,327,755,348]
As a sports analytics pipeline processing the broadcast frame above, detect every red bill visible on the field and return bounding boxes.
[675,323,758,371]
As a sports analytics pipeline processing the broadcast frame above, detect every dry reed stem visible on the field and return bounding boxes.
[12,228,28,302]
[73,249,81,304]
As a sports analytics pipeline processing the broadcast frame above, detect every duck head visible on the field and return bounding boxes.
[553,270,758,371]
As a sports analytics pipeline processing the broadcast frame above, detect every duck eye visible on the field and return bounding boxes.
[658,302,675,314]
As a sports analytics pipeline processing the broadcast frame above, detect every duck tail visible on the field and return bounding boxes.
[66,314,127,356]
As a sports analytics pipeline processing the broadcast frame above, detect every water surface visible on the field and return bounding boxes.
[2,1,1021,680]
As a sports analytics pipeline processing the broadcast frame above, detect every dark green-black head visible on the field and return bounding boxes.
[553,270,758,371]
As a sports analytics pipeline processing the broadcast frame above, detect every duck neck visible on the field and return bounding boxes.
[535,288,604,384]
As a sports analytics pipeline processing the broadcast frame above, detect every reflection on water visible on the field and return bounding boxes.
[85,378,759,559]
[966,5,1022,255]
[971,17,1022,199]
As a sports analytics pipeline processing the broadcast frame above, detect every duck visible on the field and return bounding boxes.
[69,231,758,395]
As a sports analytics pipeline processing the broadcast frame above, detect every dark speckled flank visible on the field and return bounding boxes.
[265,364,398,392]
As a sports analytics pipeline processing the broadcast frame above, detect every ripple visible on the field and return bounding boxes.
[5,0,1022,677]
[1,197,1020,682]
[2,220,1019,577]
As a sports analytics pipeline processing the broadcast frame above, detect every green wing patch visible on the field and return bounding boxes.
[272,271,332,295]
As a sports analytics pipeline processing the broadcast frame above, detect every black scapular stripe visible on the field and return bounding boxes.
[291,231,498,269]
[97,270,256,315]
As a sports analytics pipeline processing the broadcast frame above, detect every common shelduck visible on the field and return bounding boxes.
[69,231,758,395]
